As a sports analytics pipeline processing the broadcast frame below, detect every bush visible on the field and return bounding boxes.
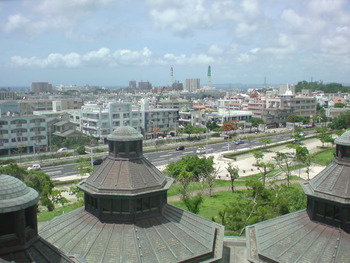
[76,146,87,155]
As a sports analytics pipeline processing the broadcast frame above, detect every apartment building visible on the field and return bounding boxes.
[143,109,179,139]
[185,78,200,92]
[157,98,192,111]
[72,102,142,140]
[31,82,52,93]
[248,94,317,128]
[0,115,48,156]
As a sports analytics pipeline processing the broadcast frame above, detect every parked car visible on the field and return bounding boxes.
[176,146,185,151]
[57,147,68,153]
[93,158,104,165]
[292,140,303,145]
[27,164,41,171]
[285,152,295,158]
[196,147,206,154]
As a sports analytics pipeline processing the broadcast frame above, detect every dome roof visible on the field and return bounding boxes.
[0,174,39,213]
[107,126,143,142]
[334,130,350,146]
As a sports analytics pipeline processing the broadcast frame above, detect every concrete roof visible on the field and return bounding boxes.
[107,126,143,141]
[246,210,350,263]
[40,204,224,263]
[0,174,39,213]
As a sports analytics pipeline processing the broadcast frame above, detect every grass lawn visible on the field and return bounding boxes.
[38,201,84,222]
[170,190,242,221]
[312,148,334,166]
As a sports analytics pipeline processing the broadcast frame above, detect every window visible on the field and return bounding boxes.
[0,212,15,236]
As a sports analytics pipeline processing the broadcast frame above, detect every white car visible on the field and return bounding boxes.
[57,147,68,153]
[196,147,206,154]
[27,164,41,171]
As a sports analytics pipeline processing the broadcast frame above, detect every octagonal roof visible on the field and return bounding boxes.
[107,126,143,142]
[334,130,350,146]
[0,174,39,213]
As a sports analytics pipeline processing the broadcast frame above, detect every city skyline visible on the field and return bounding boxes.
[1,0,350,87]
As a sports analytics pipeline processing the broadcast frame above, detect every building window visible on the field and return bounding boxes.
[0,212,15,236]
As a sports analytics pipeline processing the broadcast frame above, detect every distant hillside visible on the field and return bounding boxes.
[295,81,350,93]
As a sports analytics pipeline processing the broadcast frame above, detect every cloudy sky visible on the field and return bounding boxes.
[1,0,350,88]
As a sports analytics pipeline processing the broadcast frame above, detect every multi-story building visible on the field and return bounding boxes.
[128,80,137,89]
[31,82,52,93]
[248,94,317,128]
[0,114,48,156]
[185,78,200,92]
[143,109,179,139]
[18,98,84,115]
[138,81,152,90]
[0,88,17,100]
[71,102,142,140]
[156,98,192,111]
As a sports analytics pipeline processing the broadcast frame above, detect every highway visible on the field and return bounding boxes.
[42,130,315,180]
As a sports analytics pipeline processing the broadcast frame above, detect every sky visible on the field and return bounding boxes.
[1,0,350,88]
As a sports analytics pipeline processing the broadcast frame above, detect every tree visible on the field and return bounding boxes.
[334,102,345,108]
[318,133,334,147]
[206,120,219,131]
[252,151,275,185]
[202,166,220,197]
[221,122,236,134]
[0,163,55,211]
[75,158,93,179]
[259,138,272,149]
[294,145,310,178]
[226,163,239,192]
[328,110,350,129]
[273,152,292,187]
[182,193,204,214]
[250,117,264,132]
[165,155,215,182]
[50,189,69,207]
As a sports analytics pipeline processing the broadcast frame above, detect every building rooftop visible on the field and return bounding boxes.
[0,174,39,213]
[246,210,350,263]
[40,205,223,263]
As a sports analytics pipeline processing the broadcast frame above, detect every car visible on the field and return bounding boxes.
[57,147,68,153]
[27,164,41,171]
[93,158,104,165]
[196,147,206,154]
[292,140,303,145]
[235,140,244,145]
[176,146,185,151]
[299,132,305,136]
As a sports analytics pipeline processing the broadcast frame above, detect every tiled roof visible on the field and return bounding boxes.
[0,174,39,213]
[246,210,350,263]
[0,237,74,263]
[334,130,350,146]
[107,126,143,141]
[78,157,172,195]
[302,161,350,203]
[39,205,223,263]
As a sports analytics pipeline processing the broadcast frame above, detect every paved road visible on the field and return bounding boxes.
[42,130,316,180]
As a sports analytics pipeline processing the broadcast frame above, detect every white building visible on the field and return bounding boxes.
[0,115,48,156]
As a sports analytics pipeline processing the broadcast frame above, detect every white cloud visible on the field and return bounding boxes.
[4,14,30,33]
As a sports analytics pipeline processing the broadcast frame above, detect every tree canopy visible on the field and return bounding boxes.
[295,81,350,93]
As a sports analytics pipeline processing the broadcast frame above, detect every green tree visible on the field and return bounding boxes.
[75,158,93,179]
[165,155,215,182]
[226,163,239,193]
[257,161,275,186]
[273,152,292,187]
[334,102,345,108]
[249,117,264,132]
[328,110,350,129]
[182,193,204,214]
[206,120,219,131]
[259,138,272,149]
[252,150,264,166]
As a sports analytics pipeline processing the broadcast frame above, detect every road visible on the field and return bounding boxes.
[42,130,315,180]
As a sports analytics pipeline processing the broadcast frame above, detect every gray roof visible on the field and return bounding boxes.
[53,120,69,126]
[107,126,143,142]
[78,157,173,196]
[302,161,350,203]
[39,204,224,263]
[0,237,74,263]
[334,130,350,146]
[246,210,350,263]
[0,174,39,213]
